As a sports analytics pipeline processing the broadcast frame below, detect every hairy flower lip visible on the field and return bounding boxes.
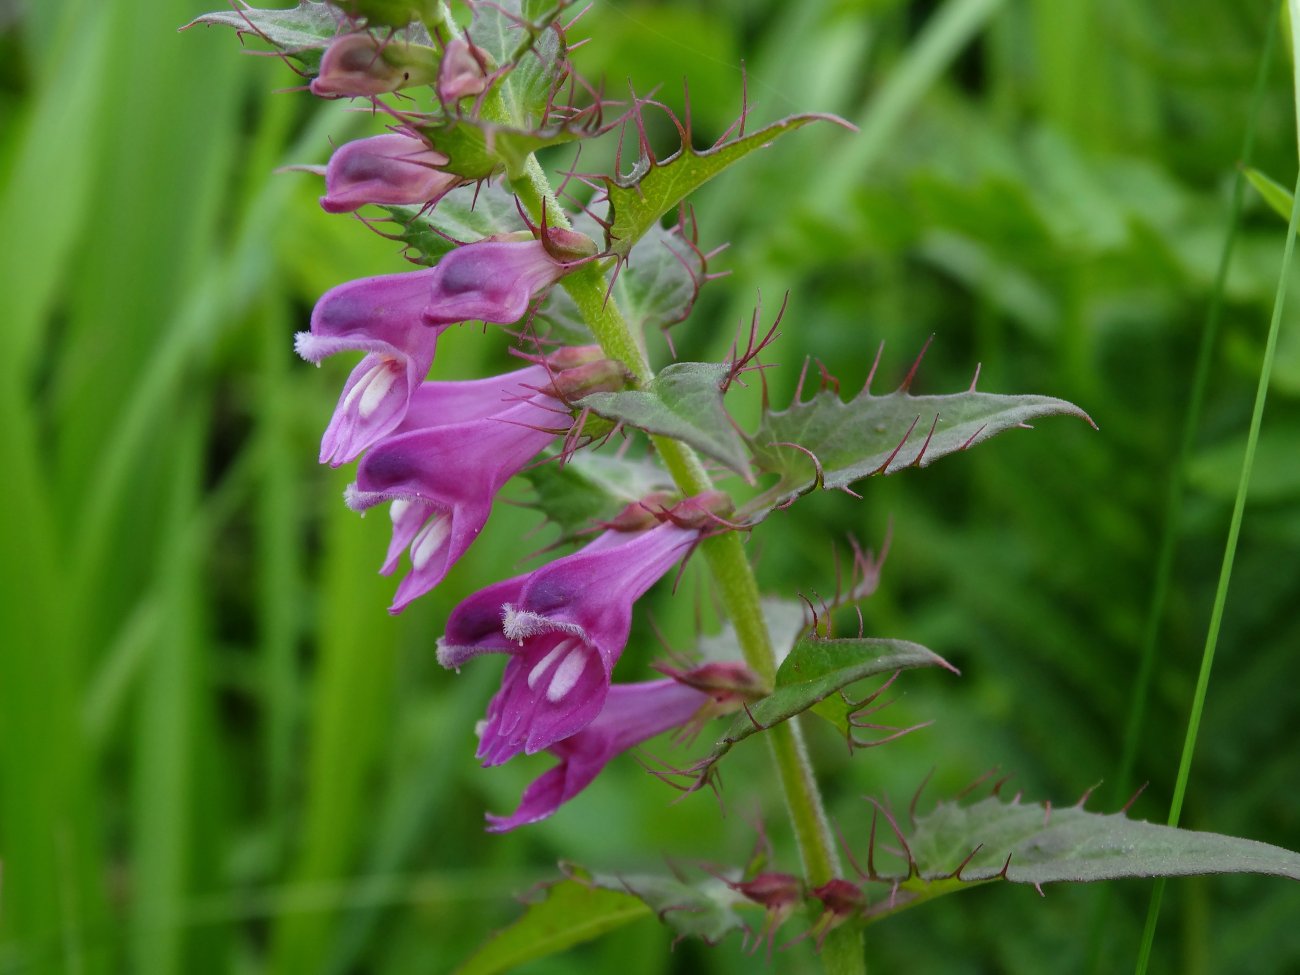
[437,521,701,765]
[297,267,446,466]
[347,378,566,611]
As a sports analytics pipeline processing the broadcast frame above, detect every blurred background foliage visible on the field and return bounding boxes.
[1,0,1298,972]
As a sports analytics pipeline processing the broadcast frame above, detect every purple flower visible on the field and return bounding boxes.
[310,32,436,98]
[295,268,445,466]
[485,679,710,832]
[437,521,700,764]
[423,235,593,327]
[345,366,566,612]
[320,132,460,214]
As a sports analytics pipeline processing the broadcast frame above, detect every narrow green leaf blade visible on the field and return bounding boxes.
[578,362,751,476]
[1244,166,1295,222]
[602,113,842,255]
[454,879,650,975]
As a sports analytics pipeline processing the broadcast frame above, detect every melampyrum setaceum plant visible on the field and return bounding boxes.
[188,2,1300,970]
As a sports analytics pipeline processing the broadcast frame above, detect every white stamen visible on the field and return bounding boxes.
[389,498,412,524]
[409,515,451,570]
[546,645,587,702]
[341,357,399,420]
[527,637,578,689]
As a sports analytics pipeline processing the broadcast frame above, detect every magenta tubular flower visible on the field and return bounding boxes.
[437,522,701,764]
[320,132,460,214]
[295,268,444,466]
[486,679,710,832]
[346,367,564,611]
[423,237,584,327]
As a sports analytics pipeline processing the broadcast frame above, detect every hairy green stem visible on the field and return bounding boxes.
[515,157,862,974]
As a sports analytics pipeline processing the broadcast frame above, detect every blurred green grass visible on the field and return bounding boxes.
[1,0,1298,972]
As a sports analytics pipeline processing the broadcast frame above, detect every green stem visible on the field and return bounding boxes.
[516,156,862,974]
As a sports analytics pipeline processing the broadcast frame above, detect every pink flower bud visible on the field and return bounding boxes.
[320,132,459,213]
[310,32,437,98]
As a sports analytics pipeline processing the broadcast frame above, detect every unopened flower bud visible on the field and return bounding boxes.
[657,660,766,706]
[542,345,604,371]
[665,490,734,529]
[438,37,493,102]
[804,879,866,951]
[545,358,632,400]
[311,32,438,98]
[320,132,458,213]
[603,492,681,532]
[540,226,599,263]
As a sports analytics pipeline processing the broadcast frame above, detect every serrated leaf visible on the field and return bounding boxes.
[184,2,430,71]
[185,2,343,69]
[584,870,748,946]
[453,878,649,975]
[418,115,594,181]
[689,636,952,781]
[378,183,525,264]
[860,795,1300,923]
[614,222,707,334]
[601,113,840,256]
[520,452,674,541]
[578,362,751,476]
[745,379,1092,518]
[1245,166,1294,222]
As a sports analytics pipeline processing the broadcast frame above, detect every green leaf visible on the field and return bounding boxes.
[184,2,343,69]
[583,870,748,946]
[613,221,708,335]
[861,795,1300,922]
[453,878,650,975]
[745,369,1093,518]
[418,115,596,181]
[520,451,675,542]
[601,112,843,256]
[578,362,751,476]
[378,183,525,264]
[184,2,432,72]
[1244,166,1295,222]
[688,636,953,783]
[469,0,569,129]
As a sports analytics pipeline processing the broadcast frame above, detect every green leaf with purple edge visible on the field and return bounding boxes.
[183,1,430,71]
[379,183,525,264]
[577,362,752,477]
[453,877,650,975]
[859,795,1300,924]
[687,636,953,783]
[601,113,844,257]
[743,363,1094,520]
